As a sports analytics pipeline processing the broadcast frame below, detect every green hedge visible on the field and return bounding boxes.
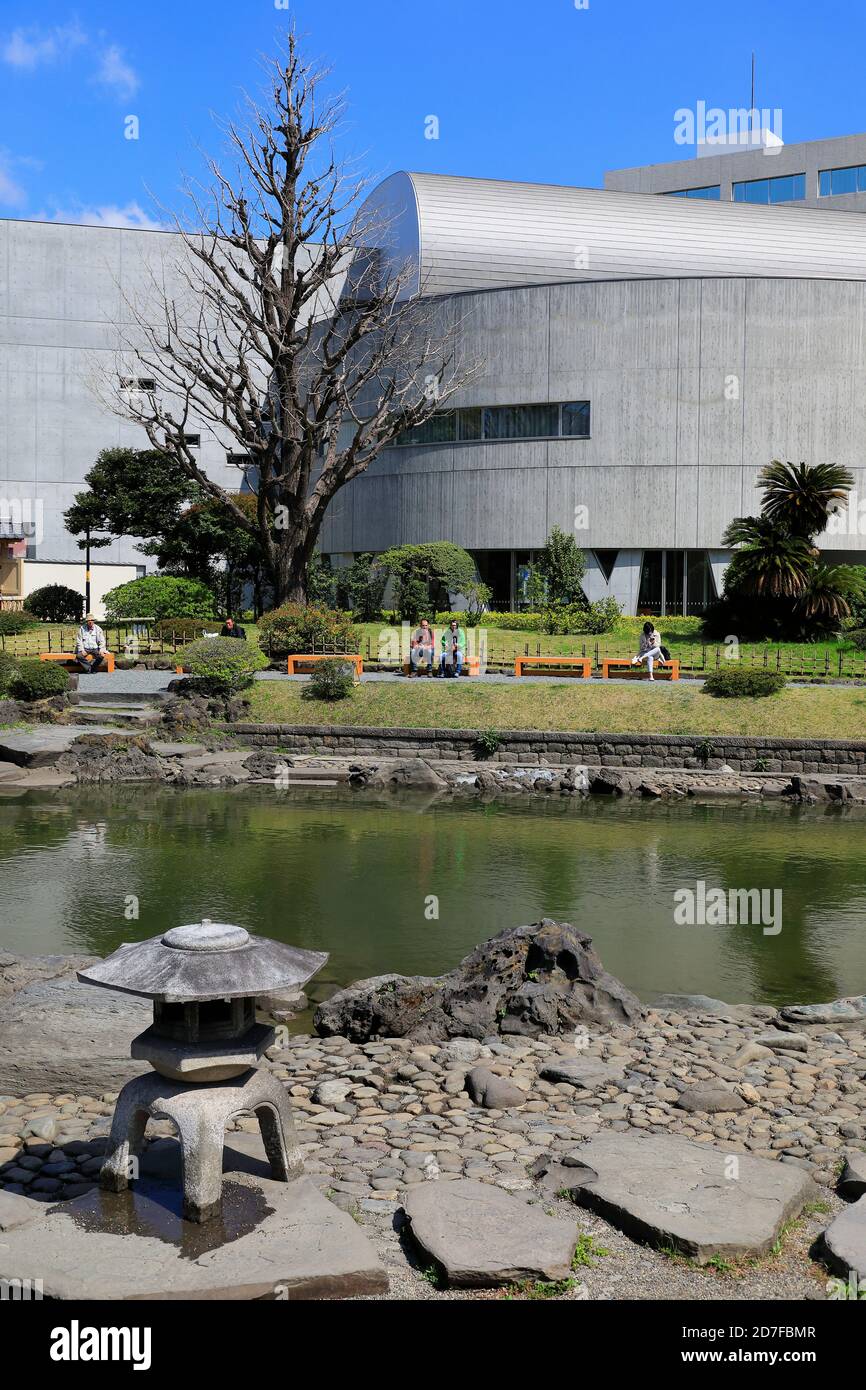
[25,585,84,623]
[0,610,39,636]
[258,604,357,657]
[10,659,70,701]
[103,575,217,622]
[703,667,787,698]
[175,636,268,694]
[0,651,22,696]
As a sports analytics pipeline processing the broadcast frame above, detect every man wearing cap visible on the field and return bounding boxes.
[75,614,108,673]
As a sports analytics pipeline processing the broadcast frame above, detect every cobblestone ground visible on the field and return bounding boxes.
[1,1007,862,1299]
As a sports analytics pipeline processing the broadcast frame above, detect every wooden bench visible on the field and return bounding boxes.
[403,654,480,676]
[40,651,115,673]
[601,658,680,680]
[514,655,591,678]
[287,653,363,677]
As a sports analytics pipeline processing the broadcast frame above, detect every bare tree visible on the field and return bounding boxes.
[100,28,477,605]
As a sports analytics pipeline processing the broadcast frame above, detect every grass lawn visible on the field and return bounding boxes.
[245,679,866,740]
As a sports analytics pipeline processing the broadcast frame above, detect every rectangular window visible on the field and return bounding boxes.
[664,186,720,200]
[482,403,559,440]
[733,173,806,204]
[819,163,866,197]
[561,402,591,437]
[393,401,590,447]
[183,433,201,448]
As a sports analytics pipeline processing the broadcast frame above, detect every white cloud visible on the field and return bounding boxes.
[0,150,28,207]
[35,201,165,231]
[2,22,87,70]
[95,44,139,99]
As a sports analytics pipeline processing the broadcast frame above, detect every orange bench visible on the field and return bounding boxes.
[601,658,680,680]
[287,653,363,677]
[403,655,481,676]
[514,655,591,678]
[40,651,115,673]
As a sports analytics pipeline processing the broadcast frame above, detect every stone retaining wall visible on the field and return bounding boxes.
[227,724,866,775]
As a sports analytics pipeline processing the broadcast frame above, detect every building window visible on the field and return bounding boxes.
[732,173,806,204]
[593,549,619,583]
[819,164,866,197]
[119,376,156,391]
[183,433,201,448]
[663,185,720,200]
[394,401,590,447]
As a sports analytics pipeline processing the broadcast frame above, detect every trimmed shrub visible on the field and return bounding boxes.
[103,575,217,622]
[10,658,70,701]
[582,597,623,635]
[301,658,356,702]
[153,616,218,643]
[0,651,22,696]
[0,609,40,635]
[25,585,84,623]
[703,667,787,698]
[258,603,357,658]
[848,628,866,651]
[175,637,268,694]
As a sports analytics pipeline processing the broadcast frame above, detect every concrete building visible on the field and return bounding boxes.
[5,133,866,616]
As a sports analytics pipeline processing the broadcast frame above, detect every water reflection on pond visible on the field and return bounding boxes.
[0,786,864,1008]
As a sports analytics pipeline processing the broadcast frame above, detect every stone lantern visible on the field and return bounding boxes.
[78,920,327,1223]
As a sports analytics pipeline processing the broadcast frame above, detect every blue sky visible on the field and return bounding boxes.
[0,0,864,227]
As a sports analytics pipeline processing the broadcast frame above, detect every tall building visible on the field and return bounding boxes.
[3,133,866,616]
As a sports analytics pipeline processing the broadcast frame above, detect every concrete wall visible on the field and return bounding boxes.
[320,275,866,560]
[605,132,866,211]
[0,218,250,571]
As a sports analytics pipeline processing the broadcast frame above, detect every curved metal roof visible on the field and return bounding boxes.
[352,171,866,298]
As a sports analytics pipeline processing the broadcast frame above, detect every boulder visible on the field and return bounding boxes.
[675,1083,747,1114]
[588,769,644,797]
[314,919,643,1042]
[538,1057,627,1089]
[402,1178,578,1286]
[780,995,866,1026]
[0,956,150,1095]
[559,1131,816,1263]
[369,759,447,792]
[820,1196,866,1282]
[464,1066,525,1109]
[753,1031,810,1053]
[839,1153,866,1201]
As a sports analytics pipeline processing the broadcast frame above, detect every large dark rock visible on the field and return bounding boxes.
[314,919,643,1042]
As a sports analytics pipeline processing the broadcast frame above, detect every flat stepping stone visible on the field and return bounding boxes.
[403,1178,577,1286]
[0,1190,42,1231]
[675,1082,747,1113]
[0,727,115,768]
[558,1132,816,1264]
[820,1196,866,1282]
[780,996,866,1025]
[0,1135,387,1300]
[538,1058,626,1089]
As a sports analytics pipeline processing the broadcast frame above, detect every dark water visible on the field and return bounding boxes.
[1,786,865,1008]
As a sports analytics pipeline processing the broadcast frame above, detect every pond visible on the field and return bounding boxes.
[1,786,864,1011]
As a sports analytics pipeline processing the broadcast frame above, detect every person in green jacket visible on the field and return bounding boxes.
[439,619,466,676]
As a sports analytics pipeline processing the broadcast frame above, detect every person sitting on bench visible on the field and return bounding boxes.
[409,619,435,675]
[440,620,466,677]
[632,621,664,680]
[75,614,108,673]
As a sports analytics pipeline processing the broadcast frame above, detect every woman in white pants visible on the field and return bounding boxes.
[632,622,664,680]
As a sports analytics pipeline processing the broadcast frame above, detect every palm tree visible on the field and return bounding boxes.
[758,460,854,538]
[721,516,815,597]
[794,564,866,625]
